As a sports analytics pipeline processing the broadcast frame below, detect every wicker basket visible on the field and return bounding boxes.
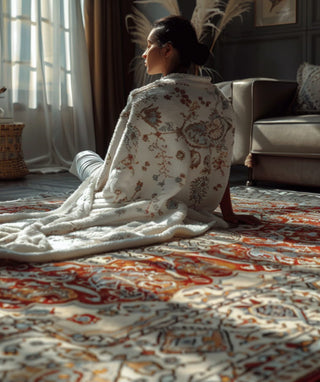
[0,123,29,179]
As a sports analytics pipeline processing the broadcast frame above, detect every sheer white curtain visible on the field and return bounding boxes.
[0,0,95,172]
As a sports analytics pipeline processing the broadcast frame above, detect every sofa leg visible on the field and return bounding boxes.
[246,166,256,186]
[244,153,256,187]
[246,179,255,186]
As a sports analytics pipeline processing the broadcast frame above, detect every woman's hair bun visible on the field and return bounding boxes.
[153,16,210,68]
[191,43,210,66]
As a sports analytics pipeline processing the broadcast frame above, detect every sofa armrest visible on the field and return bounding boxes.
[252,80,297,121]
[231,78,297,165]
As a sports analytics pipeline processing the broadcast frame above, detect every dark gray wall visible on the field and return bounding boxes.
[136,0,320,82]
[178,0,196,19]
[213,0,320,81]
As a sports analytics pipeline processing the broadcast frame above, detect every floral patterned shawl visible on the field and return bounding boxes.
[0,73,234,262]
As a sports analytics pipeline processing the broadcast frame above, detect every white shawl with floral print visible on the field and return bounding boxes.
[0,74,234,262]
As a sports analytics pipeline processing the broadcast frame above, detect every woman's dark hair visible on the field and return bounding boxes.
[152,15,209,68]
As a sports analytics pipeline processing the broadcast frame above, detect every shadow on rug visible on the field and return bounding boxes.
[0,186,319,382]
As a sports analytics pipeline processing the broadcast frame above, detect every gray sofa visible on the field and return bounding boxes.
[225,78,320,188]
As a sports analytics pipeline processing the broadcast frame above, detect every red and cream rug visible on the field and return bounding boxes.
[0,186,319,382]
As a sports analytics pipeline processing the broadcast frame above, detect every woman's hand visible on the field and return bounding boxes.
[222,212,261,226]
[219,183,261,226]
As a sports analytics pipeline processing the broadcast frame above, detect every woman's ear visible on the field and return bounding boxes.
[162,42,174,58]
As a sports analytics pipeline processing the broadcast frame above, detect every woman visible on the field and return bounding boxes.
[72,15,258,225]
[0,16,258,262]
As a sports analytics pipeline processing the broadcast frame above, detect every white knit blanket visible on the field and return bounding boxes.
[0,74,234,262]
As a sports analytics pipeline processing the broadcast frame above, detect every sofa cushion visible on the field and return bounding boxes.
[293,62,320,114]
[251,115,320,157]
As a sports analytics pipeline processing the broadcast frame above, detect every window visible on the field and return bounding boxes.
[2,0,75,108]
[0,0,95,170]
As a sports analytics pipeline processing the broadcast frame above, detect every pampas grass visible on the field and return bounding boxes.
[125,6,153,50]
[191,0,224,41]
[209,0,254,51]
[126,0,254,86]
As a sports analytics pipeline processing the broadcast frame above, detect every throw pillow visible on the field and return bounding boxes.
[293,62,320,114]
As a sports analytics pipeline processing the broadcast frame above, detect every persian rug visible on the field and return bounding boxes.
[0,186,320,382]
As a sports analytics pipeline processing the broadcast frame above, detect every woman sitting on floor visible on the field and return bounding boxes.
[0,16,259,262]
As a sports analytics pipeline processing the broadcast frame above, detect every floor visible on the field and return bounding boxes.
[0,166,250,202]
[0,171,81,201]
[0,165,318,202]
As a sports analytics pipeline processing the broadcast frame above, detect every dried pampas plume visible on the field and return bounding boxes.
[126,0,253,86]
[191,0,224,41]
[210,0,254,51]
[125,6,153,50]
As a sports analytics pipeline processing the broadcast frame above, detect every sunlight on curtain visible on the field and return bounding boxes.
[0,0,95,172]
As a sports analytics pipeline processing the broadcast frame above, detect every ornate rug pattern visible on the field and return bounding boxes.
[0,186,320,382]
